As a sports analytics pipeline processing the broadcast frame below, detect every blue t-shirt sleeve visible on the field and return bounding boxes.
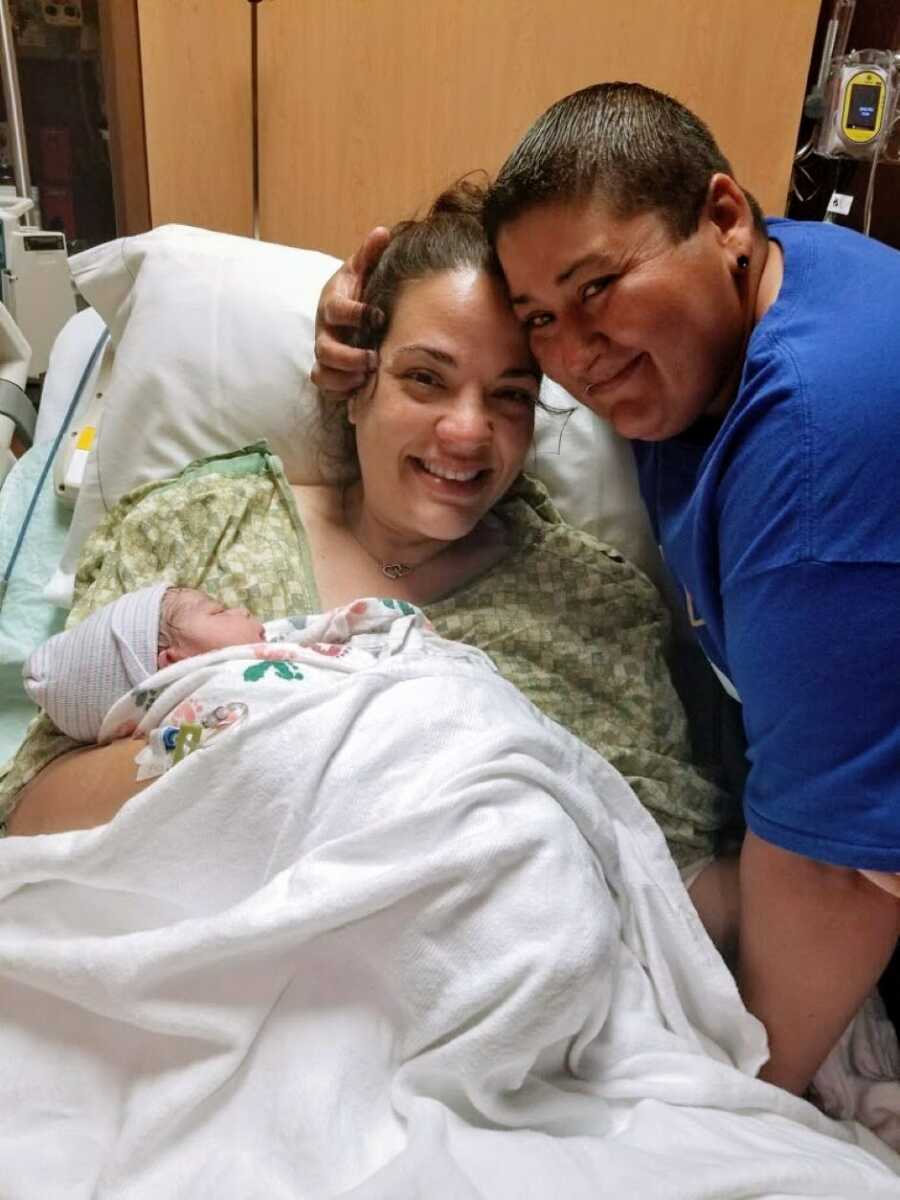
[725,559,900,870]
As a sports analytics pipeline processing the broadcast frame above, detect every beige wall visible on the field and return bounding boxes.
[134,0,820,253]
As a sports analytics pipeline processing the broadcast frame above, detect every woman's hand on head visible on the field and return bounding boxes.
[312,226,391,396]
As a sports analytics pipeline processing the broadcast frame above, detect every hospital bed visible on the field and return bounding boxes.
[1,224,899,1198]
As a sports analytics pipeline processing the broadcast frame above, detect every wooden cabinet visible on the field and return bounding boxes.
[101,0,252,237]
[259,0,820,255]
[106,0,821,255]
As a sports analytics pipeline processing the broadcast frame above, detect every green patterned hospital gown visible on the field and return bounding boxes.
[0,444,725,864]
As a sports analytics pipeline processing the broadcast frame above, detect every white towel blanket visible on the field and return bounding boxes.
[1,611,898,1197]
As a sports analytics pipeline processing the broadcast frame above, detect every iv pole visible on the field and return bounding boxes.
[0,0,75,384]
[0,0,36,225]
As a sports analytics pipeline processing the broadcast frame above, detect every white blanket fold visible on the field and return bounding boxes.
[2,623,898,1198]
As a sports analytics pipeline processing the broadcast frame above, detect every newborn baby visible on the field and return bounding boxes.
[23,587,467,780]
[23,584,266,743]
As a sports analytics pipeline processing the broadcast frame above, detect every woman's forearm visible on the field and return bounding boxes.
[739,829,900,1095]
[5,739,150,836]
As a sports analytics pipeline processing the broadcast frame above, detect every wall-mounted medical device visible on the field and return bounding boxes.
[0,197,76,378]
[0,1,77,379]
[792,0,900,236]
[816,49,898,161]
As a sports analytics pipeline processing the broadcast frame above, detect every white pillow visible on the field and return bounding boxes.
[60,223,661,595]
[71,223,345,489]
[531,381,661,584]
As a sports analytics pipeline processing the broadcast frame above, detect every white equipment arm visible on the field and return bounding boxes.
[0,299,33,486]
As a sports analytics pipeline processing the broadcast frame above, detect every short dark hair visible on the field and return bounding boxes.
[483,81,765,243]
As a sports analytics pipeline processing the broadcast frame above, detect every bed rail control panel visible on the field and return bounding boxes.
[52,334,112,507]
[54,421,94,500]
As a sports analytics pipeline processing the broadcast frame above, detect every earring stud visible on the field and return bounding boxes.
[737,254,750,271]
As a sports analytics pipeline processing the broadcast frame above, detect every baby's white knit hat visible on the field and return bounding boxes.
[22,583,169,742]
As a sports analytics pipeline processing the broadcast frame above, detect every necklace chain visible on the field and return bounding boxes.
[342,486,460,579]
[342,490,416,578]
[380,560,414,580]
[342,485,416,578]
[346,525,416,578]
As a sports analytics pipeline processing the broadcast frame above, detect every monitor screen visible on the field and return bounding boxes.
[847,83,880,131]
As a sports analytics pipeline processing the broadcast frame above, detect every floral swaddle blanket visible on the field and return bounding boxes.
[97,597,496,781]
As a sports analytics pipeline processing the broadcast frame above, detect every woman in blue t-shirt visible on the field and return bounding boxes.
[315,81,900,1097]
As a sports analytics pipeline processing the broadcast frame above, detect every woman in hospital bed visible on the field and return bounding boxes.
[4,185,734,945]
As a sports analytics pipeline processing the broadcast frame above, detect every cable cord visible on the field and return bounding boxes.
[862,149,880,237]
[861,72,900,236]
[0,327,109,611]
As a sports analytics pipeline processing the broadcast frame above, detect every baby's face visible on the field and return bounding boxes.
[163,590,265,662]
